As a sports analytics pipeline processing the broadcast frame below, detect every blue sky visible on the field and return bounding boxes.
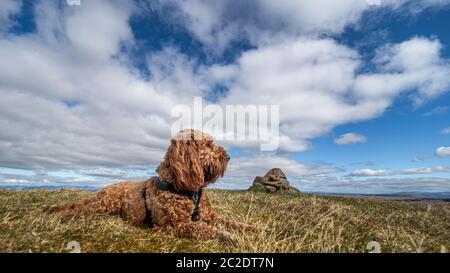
[0,0,449,194]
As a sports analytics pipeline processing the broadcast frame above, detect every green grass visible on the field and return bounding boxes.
[0,189,448,253]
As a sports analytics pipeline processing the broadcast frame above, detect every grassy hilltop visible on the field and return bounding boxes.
[0,189,448,253]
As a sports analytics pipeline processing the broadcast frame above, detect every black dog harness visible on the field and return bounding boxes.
[143,177,203,227]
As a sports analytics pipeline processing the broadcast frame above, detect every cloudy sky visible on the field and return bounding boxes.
[0,0,450,194]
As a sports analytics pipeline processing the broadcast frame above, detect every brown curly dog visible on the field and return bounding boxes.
[46,129,253,242]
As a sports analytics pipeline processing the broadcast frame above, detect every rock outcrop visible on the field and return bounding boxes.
[249,168,300,193]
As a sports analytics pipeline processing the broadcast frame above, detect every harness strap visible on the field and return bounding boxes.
[142,185,153,227]
[191,189,203,221]
[154,177,203,221]
[155,177,173,192]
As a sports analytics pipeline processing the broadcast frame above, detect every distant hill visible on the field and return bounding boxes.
[0,185,102,192]
[311,192,450,202]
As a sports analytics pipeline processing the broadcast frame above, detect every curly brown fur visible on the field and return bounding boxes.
[46,129,254,242]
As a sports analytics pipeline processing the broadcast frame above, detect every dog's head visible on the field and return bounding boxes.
[156,129,230,192]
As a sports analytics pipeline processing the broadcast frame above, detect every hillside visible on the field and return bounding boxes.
[0,189,448,253]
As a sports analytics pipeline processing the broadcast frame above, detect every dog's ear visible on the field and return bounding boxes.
[167,139,204,192]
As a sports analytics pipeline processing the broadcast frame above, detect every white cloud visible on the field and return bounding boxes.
[424,106,449,116]
[354,37,450,106]
[412,155,432,162]
[219,39,380,151]
[351,166,450,176]
[302,175,450,195]
[227,154,342,178]
[215,37,450,152]
[436,147,450,157]
[335,133,367,146]
[402,0,450,12]
[0,0,21,33]
[154,0,369,50]
[81,168,130,178]
[154,0,450,50]
[0,167,149,190]
[350,169,391,176]
[2,7,449,168]
[441,127,450,134]
[0,1,202,170]
[401,166,450,174]
[64,1,134,60]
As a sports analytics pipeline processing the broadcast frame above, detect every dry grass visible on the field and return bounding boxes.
[0,189,448,253]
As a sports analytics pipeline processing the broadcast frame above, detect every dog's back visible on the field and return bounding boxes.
[45,181,145,217]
